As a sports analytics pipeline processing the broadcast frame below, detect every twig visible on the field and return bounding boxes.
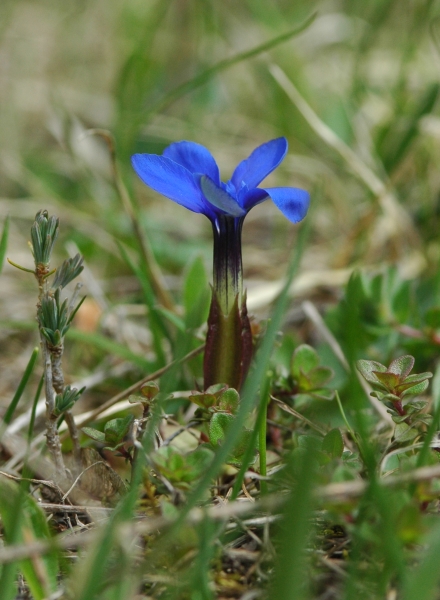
[38,503,112,515]
[316,462,440,502]
[50,343,64,395]
[161,420,200,447]
[225,514,281,530]
[49,338,81,463]
[0,470,64,496]
[271,395,327,435]
[42,338,65,476]
[49,284,83,461]
[61,461,108,502]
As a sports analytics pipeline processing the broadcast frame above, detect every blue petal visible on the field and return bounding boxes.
[198,175,246,218]
[262,187,310,223]
[131,154,207,213]
[240,187,270,211]
[230,137,288,190]
[163,141,220,183]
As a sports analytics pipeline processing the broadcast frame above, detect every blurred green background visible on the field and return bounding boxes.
[1,0,439,386]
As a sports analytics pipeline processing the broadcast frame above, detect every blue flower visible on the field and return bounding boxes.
[131,137,309,224]
[132,138,310,389]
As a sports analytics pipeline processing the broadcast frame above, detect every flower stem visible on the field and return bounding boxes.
[212,215,244,314]
[204,215,252,390]
[34,262,66,477]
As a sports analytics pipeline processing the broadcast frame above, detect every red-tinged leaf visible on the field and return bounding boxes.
[188,392,217,409]
[240,294,253,385]
[395,376,431,394]
[400,379,430,399]
[140,381,160,400]
[387,355,414,378]
[218,388,240,413]
[205,383,228,395]
[398,371,432,385]
[356,359,387,383]
[370,391,400,403]
[408,371,433,382]
[373,370,400,390]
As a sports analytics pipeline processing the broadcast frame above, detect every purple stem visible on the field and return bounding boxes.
[212,215,244,314]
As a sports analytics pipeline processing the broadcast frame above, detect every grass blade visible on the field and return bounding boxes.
[116,240,168,368]
[3,347,39,426]
[270,449,317,600]
[0,216,9,275]
[402,520,440,600]
[147,13,316,116]
[0,477,59,600]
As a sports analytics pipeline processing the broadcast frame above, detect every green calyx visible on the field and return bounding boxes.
[203,290,252,390]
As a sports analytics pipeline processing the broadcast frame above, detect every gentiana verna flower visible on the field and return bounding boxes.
[131,136,309,228]
[132,137,310,389]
